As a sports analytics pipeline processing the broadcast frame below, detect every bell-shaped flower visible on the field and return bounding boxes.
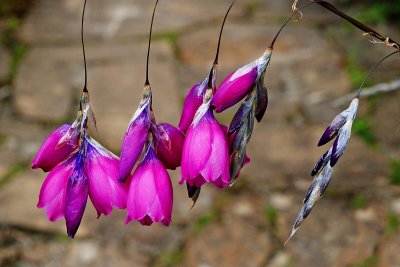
[85,138,128,217]
[32,124,79,172]
[212,49,271,113]
[37,135,127,238]
[125,143,173,226]
[153,122,185,170]
[180,95,230,188]
[178,79,208,133]
[119,90,151,182]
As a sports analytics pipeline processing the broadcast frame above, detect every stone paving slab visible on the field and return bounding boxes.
[19,0,265,45]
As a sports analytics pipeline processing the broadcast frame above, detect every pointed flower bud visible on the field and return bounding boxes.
[119,92,151,182]
[178,79,208,133]
[311,148,332,176]
[153,122,185,170]
[318,98,359,146]
[32,124,79,172]
[180,100,230,188]
[287,163,333,243]
[126,144,173,226]
[212,49,271,113]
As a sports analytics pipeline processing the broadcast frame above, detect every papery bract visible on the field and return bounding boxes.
[119,96,151,182]
[126,145,173,226]
[181,107,230,188]
[178,79,208,133]
[32,124,79,172]
[153,123,185,170]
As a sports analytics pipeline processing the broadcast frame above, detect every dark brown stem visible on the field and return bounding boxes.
[356,50,400,98]
[145,0,159,86]
[213,0,235,65]
[81,0,88,92]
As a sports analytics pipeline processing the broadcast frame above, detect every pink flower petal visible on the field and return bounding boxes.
[86,138,128,218]
[178,79,208,133]
[37,160,74,222]
[212,61,258,113]
[32,124,78,172]
[119,110,150,182]
[154,123,185,170]
[65,154,89,238]
[126,147,173,226]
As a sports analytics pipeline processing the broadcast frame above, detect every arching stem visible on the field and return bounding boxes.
[213,0,236,65]
[356,50,400,98]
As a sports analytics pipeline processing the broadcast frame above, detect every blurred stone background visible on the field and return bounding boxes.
[1,0,400,266]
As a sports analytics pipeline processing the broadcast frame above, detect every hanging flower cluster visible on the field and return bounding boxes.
[32,0,400,240]
[33,90,127,237]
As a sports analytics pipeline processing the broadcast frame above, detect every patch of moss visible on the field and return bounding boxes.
[353,117,377,147]
[388,159,400,185]
[385,212,399,235]
[264,205,278,227]
[351,255,379,267]
[0,163,27,189]
[155,251,185,267]
[351,194,366,210]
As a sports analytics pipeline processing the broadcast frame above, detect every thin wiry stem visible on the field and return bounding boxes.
[213,0,235,65]
[312,0,400,50]
[270,0,400,51]
[81,0,88,92]
[145,0,159,86]
[356,50,400,98]
[269,1,315,49]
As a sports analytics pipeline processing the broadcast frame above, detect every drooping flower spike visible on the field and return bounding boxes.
[286,50,400,244]
[119,1,184,181]
[178,1,235,133]
[179,2,236,196]
[178,2,235,205]
[34,0,127,238]
[120,0,176,226]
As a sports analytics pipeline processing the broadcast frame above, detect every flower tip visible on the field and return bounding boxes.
[67,232,75,239]
[284,228,297,246]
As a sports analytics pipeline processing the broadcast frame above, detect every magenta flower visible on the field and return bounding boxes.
[119,92,151,181]
[35,91,127,238]
[32,124,79,172]
[178,79,208,133]
[153,122,185,170]
[37,134,127,237]
[125,143,173,226]
[180,97,230,188]
[212,49,271,115]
